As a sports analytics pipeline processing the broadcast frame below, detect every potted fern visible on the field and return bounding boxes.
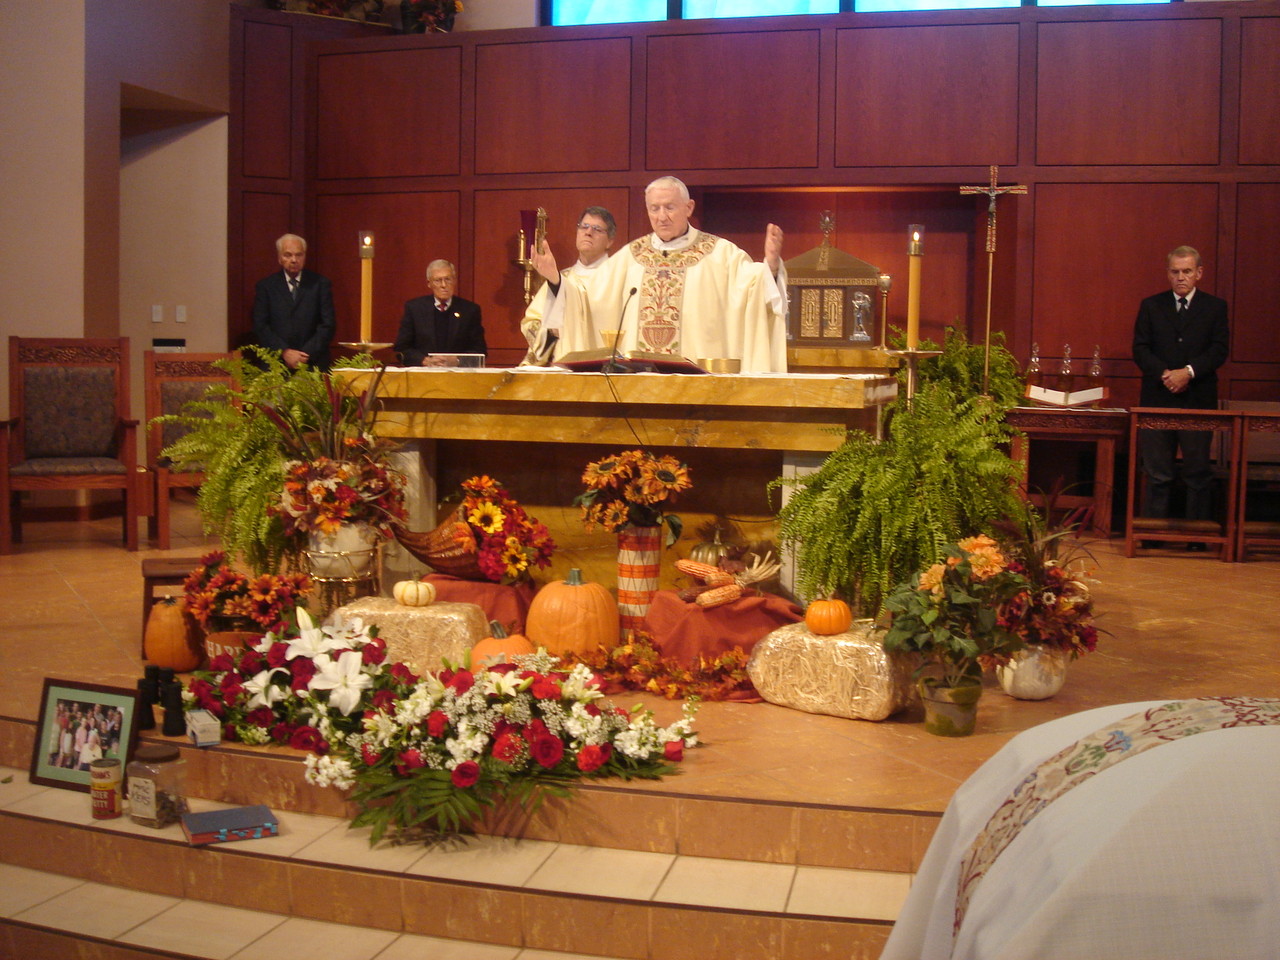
[771,328,1025,617]
[154,348,385,574]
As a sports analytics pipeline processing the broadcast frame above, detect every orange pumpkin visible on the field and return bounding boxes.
[525,568,620,658]
[805,597,853,636]
[144,597,203,672]
[469,621,535,670]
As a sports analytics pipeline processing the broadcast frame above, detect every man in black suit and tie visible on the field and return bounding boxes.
[1131,245,1230,529]
[394,259,487,366]
[252,233,336,371]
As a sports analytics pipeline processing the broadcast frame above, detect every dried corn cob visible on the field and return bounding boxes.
[695,583,743,608]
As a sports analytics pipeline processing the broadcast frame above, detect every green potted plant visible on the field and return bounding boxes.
[154,348,385,574]
[881,534,1029,736]
[771,328,1025,616]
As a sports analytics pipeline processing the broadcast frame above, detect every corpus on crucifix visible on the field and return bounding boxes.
[959,164,1027,394]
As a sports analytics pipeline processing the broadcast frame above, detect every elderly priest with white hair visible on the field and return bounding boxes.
[530,176,789,373]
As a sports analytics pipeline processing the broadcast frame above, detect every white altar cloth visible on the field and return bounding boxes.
[882,700,1280,960]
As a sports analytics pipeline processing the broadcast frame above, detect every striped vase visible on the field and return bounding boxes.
[616,524,662,638]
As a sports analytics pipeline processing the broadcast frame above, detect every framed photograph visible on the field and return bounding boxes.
[29,678,141,792]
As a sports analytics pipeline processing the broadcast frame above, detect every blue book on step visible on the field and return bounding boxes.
[181,804,279,846]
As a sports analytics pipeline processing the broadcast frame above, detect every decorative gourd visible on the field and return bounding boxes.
[144,597,203,672]
[470,621,535,669]
[805,597,853,636]
[393,578,437,607]
[689,529,730,567]
[525,568,620,658]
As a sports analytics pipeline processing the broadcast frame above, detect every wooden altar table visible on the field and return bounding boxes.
[341,367,898,453]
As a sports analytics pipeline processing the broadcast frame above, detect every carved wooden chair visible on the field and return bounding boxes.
[143,351,233,550]
[1,336,138,553]
[1124,407,1241,561]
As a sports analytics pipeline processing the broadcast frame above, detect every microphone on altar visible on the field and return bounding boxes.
[601,286,639,374]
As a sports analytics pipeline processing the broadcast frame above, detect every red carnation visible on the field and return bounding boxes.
[289,725,328,754]
[493,731,526,764]
[664,739,684,762]
[451,760,480,788]
[426,710,449,738]
[389,662,419,686]
[208,653,237,673]
[446,669,475,695]
[265,642,290,668]
[530,675,561,700]
[529,734,564,769]
[245,707,275,729]
[395,748,426,776]
[361,638,387,666]
[370,689,398,712]
[576,743,610,773]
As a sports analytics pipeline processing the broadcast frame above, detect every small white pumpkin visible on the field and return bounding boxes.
[393,578,437,607]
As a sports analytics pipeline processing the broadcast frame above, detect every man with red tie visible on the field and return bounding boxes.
[1131,245,1230,531]
[393,259,487,366]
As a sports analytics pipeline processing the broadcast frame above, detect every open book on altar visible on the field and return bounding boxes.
[555,349,709,374]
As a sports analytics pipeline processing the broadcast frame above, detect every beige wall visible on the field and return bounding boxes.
[0,3,88,415]
[120,116,230,451]
[454,0,537,31]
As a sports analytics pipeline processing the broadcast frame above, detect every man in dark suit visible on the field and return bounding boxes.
[394,259,487,366]
[1131,245,1230,527]
[252,233,336,371]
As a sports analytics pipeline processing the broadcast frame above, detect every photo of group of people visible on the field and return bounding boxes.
[45,699,124,770]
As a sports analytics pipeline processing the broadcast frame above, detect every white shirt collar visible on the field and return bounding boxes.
[650,227,699,252]
[1176,288,1197,305]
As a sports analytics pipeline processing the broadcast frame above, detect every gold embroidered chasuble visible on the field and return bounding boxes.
[555,228,788,373]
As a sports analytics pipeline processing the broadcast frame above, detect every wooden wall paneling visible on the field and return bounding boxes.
[234,192,294,351]
[472,187,633,367]
[315,47,462,180]
[645,31,821,171]
[240,21,293,180]
[834,24,1020,168]
[1036,18,1222,166]
[1239,18,1280,164]
[313,191,462,351]
[1032,182,1220,369]
[474,38,632,175]
[700,188,976,347]
[1232,182,1280,367]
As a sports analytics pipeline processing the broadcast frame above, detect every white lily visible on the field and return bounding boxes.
[308,650,373,715]
[243,667,290,710]
[286,607,343,661]
[483,670,523,698]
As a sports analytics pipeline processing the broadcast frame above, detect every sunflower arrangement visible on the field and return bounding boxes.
[576,449,692,546]
[183,550,312,633]
[449,475,556,583]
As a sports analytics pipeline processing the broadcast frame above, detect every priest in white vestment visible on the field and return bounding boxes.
[520,206,616,365]
[531,176,789,373]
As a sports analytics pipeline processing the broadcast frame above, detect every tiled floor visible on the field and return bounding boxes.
[1,501,1278,958]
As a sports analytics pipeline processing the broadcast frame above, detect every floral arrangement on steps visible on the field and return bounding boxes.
[184,609,697,839]
[183,550,312,634]
[396,475,556,583]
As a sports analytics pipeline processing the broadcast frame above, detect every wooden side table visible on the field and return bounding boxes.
[1007,407,1128,537]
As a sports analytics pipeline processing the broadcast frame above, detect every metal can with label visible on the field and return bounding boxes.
[89,757,123,819]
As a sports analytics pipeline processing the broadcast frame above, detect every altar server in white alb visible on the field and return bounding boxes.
[530,176,788,373]
[520,205,617,365]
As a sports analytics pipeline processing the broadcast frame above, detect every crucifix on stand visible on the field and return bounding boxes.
[959,165,1027,395]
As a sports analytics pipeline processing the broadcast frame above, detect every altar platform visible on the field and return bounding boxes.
[1,500,1277,959]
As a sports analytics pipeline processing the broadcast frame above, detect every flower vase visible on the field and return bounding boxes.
[203,628,262,664]
[616,524,662,637]
[997,644,1069,700]
[307,522,378,580]
[918,678,983,737]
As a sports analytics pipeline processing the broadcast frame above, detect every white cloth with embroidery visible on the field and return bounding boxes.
[881,700,1280,960]
[556,227,788,373]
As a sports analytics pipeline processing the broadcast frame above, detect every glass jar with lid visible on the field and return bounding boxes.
[127,743,187,828]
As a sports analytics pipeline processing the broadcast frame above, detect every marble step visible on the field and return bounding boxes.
[0,765,907,960]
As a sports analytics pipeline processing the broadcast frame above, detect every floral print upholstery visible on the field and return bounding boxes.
[20,367,120,460]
